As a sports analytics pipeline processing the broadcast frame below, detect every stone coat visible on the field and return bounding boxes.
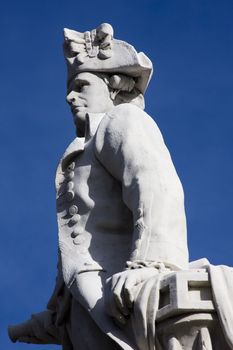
[55,103,189,289]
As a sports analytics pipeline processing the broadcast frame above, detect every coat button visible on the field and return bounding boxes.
[66,171,74,180]
[69,205,79,216]
[67,162,75,171]
[66,191,75,201]
[73,236,85,245]
[71,227,80,238]
[70,214,80,224]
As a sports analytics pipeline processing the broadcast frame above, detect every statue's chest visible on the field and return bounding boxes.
[56,139,120,215]
[75,141,118,201]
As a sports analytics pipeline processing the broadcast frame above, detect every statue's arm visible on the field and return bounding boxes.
[95,104,188,323]
[8,310,62,345]
[95,104,188,269]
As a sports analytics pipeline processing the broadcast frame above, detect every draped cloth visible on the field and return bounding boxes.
[131,274,161,350]
[208,264,233,350]
[129,262,233,350]
[12,262,233,350]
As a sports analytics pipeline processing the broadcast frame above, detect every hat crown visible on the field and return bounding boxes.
[64,23,114,64]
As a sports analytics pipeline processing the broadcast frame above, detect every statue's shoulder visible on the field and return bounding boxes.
[106,103,153,124]
[97,103,158,135]
[95,103,164,152]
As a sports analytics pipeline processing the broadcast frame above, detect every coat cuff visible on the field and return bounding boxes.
[125,260,171,272]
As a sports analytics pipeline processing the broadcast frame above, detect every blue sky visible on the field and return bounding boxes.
[1,0,233,349]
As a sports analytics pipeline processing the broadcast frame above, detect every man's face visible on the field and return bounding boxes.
[66,72,114,129]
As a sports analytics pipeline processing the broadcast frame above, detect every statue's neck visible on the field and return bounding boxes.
[76,112,105,140]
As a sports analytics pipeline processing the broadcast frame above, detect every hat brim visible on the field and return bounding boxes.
[65,39,153,94]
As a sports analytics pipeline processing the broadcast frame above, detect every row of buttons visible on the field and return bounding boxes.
[65,162,84,246]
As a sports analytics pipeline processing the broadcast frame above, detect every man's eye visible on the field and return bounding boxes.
[76,82,88,92]
[76,84,83,92]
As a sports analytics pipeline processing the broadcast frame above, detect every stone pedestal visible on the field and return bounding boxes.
[157,269,214,322]
[157,313,230,350]
[155,270,230,349]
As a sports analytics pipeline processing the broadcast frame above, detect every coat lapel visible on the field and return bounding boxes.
[61,137,85,171]
[55,113,105,191]
[55,137,85,191]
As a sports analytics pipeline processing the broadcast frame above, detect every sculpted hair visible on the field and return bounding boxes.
[97,73,145,110]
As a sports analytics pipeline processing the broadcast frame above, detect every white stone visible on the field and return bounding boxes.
[156,269,214,322]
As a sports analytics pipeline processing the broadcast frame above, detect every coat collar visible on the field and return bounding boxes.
[85,112,105,141]
[61,112,105,171]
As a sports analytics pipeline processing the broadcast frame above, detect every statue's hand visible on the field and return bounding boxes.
[8,311,60,345]
[104,267,158,326]
[8,319,35,343]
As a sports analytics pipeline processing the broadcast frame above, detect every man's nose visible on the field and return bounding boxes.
[66,91,77,104]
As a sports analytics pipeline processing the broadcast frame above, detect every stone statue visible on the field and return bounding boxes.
[8,23,233,350]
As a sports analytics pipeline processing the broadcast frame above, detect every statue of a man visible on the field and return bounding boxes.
[8,23,189,350]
